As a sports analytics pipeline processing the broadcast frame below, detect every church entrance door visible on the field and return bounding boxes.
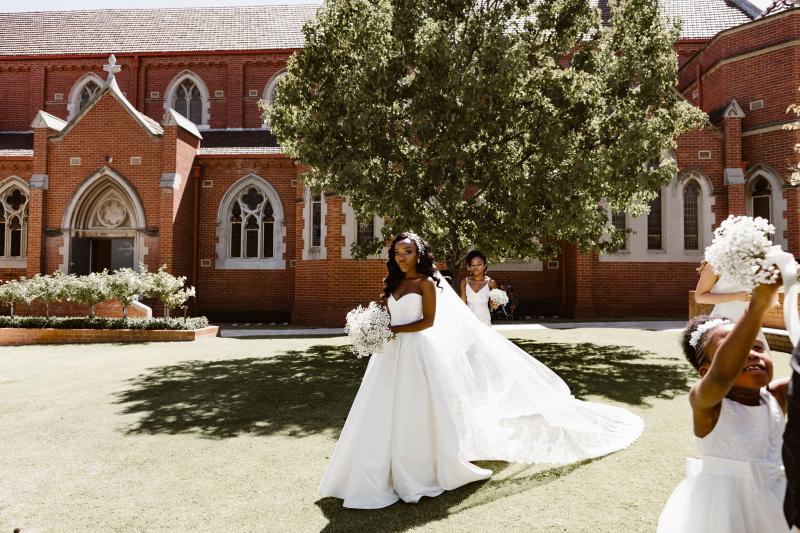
[69,236,135,275]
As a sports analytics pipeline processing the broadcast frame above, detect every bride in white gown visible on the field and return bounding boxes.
[320,233,644,509]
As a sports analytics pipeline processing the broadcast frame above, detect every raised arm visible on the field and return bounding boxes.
[695,262,749,305]
[690,281,779,411]
[390,278,437,334]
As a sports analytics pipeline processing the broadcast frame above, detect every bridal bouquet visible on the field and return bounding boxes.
[488,288,509,308]
[704,215,780,291]
[344,301,392,358]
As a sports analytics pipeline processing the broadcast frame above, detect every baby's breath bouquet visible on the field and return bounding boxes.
[488,288,509,308]
[704,215,780,291]
[344,301,392,358]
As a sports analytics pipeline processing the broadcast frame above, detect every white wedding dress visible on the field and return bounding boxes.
[466,281,492,325]
[320,275,644,509]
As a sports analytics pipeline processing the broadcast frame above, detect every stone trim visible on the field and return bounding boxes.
[29,174,48,190]
[160,173,183,190]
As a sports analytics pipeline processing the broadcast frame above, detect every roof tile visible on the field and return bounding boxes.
[0,5,320,56]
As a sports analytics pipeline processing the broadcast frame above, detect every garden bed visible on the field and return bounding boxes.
[0,316,217,345]
[0,325,218,346]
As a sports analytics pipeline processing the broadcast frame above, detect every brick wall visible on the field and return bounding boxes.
[0,52,293,132]
[193,156,297,322]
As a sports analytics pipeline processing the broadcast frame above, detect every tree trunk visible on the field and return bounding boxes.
[45,303,49,318]
[89,304,95,318]
[163,306,170,319]
[10,302,14,318]
[123,305,128,319]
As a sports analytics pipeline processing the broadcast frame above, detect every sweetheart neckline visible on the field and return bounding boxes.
[390,292,423,302]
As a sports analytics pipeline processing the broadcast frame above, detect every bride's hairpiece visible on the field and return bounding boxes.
[689,318,732,349]
[405,232,424,253]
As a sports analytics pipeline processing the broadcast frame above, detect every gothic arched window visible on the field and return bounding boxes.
[173,79,203,125]
[79,80,102,112]
[0,187,28,259]
[751,176,772,224]
[647,192,663,250]
[683,180,701,250]
[228,187,276,260]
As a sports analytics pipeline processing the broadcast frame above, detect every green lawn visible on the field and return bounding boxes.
[0,327,792,532]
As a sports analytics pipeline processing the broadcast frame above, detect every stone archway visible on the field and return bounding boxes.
[60,166,147,274]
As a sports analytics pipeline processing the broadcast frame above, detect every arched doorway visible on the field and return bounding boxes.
[61,167,147,274]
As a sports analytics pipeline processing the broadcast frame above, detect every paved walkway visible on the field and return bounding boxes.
[219,320,688,337]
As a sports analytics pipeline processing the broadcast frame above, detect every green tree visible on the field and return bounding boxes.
[264,0,705,273]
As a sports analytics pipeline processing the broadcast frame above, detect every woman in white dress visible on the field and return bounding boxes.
[460,250,497,326]
[695,261,752,320]
[320,233,644,509]
[695,261,768,346]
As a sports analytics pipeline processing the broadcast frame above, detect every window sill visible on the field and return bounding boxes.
[0,257,26,269]
[215,258,286,270]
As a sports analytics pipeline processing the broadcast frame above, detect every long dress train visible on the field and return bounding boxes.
[320,275,644,508]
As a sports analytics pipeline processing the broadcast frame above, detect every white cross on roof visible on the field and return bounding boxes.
[103,54,122,83]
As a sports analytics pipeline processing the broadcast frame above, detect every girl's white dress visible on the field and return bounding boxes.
[657,389,788,533]
[320,277,644,509]
[466,281,492,325]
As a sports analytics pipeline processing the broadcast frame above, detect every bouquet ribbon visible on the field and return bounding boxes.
[767,246,800,346]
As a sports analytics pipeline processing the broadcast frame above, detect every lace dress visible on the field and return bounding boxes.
[657,389,788,533]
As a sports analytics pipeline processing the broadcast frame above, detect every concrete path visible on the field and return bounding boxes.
[219,320,688,337]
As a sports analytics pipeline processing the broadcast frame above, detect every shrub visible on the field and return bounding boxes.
[0,315,209,330]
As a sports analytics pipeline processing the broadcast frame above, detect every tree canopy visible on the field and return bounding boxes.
[265,0,706,270]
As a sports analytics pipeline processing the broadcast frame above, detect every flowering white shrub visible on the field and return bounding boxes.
[139,265,192,318]
[0,267,196,319]
[69,271,113,318]
[488,288,509,308]
[163,286,197,314]
[27,272,70,317]
[0,278,30,317]
[344,301,392,358]
[107,268,142,318]
[704,215,780,291]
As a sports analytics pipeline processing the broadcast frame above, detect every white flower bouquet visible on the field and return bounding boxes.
[704,215,780,291]
[488,288,509,308]
[344,301,393,358]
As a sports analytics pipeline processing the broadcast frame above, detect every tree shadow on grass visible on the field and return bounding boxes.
[115,340,691,439]
[315,459,594,532]
[509,340,693,406]
[115,344,366,438]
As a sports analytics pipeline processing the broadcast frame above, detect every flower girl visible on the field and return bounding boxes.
[657,280,790,533]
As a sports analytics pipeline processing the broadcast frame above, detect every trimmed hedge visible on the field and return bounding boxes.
[0,316,210,331]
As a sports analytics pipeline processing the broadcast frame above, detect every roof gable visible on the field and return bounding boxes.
[58,58,164,139]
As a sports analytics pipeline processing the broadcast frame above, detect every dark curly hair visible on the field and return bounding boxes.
[465,250,488,268]
[681,315,731,370]
[382,233,441,300]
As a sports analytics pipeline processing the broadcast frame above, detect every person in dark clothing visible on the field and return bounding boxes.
[786,349,800,531]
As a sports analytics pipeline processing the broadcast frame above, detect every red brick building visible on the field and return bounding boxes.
[0,2,798,325]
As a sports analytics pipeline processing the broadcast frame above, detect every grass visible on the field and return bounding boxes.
[0,327,792,532]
